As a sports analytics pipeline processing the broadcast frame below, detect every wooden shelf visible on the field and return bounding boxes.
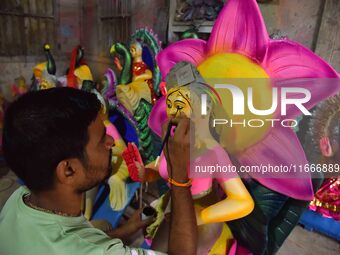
[168,2,215,42]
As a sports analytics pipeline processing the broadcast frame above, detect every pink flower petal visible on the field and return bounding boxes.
[272,78,340,119]
[264,40,340,119]
[263,40,339,78]
[237,126,314,201]
[156,39,207,80]
[207,0,269,62]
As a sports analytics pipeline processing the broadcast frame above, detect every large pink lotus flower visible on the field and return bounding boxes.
[154,0,340,200]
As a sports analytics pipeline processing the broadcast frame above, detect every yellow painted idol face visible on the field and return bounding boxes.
[129,42,142,59]
[166,87,191,118]
[39,79,55,90]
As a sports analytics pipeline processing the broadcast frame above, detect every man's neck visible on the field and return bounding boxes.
[29,188,82,217]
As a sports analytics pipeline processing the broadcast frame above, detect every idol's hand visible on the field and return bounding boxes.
[114,57,123,71]
[135,161,146,182]
[122,143,143,182]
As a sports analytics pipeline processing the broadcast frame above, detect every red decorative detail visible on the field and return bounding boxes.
[133,61,157,104]
[132,62,147,76]
[122,143,143,182]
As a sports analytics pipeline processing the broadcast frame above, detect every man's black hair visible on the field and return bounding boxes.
[2,87,101,192]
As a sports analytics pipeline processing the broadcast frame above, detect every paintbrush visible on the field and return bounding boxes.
[155,121,173,167]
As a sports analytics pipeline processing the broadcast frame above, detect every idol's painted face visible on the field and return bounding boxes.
[39,79,54,90]
[166,87,191,118]
[130,42,142,59]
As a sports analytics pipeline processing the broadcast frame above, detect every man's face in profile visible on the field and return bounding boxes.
[76,114,114,192]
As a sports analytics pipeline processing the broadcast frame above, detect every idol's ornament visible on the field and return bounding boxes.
[65,45,93,89]
[304,94,340,221]
[31,44,57,90]
[101,64,136,130]
[310,178,339,221]
[107,28,162,165]
[153,0,340,254]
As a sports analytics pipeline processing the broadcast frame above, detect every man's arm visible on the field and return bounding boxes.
[165,117,197,255]
[106,208,154,243]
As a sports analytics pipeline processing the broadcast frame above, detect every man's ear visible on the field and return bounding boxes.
[55,159,78,185]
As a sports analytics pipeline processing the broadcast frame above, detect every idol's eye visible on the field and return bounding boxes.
[167,103,172,108]
[176,105,183,110]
